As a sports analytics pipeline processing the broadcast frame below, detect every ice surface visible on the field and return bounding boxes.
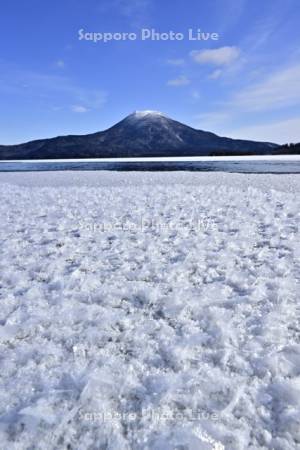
[0,171,299,449]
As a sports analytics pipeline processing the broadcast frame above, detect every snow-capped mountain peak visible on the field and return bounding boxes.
[122,110,171,130]
[125,111,169,124]
[132,110,165,118]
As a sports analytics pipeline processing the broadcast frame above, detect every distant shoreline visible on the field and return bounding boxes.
[1,155,300,163]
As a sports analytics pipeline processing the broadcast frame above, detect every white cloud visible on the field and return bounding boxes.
[191,90,201,100]
[167,75,190,87]
[55,60,65,69]
[232,64,300,111]
[209,69,222,79]
[193,63,300,144]
[166,58,185,66]
[118,0,149,17]
[228,117,300,145]
[98,0,151,27]
[190,46,240,66]
[71,105,89,113]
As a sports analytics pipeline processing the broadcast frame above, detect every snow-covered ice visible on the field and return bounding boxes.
[0,171,299,450]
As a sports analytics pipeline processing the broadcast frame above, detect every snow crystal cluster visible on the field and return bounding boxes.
[0,172,299,450]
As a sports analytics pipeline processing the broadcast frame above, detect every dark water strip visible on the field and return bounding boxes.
[1,161,300,173]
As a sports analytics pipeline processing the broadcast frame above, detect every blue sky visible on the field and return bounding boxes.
[1,0,300,144]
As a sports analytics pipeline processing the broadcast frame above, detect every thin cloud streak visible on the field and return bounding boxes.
[0,65,108,111]
[167,75,191,87]
[232,64,300,111]
[229,116,300,144]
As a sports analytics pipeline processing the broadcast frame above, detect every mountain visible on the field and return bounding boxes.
[0,111,280,160]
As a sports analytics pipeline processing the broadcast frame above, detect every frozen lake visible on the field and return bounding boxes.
[0,171,300,449]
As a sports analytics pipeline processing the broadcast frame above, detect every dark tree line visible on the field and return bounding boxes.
[276,143,300,154]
